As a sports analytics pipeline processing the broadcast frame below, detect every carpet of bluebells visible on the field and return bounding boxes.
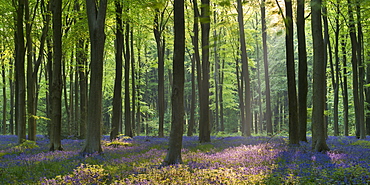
[1,135,370,184]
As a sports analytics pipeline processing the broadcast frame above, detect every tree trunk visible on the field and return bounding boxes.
[154,9,165,137]
[322,6,332,139]
[341,36,349,136]
[136,47,142,136]
[74,1,87,139]
[124,21,132,137]
[9,58,15,135]
[285,0,299,145]
[261,0,272,135]
[255,24,262,134]
[347,0,363,139]
[191,0,202,138]
[25,0,37,141]
[355,1,365,138]
[81,0,107,154]
[213,10,219,132]
[15,0,27,144]
[188,54,196,136]
[2,59,6,135]
[311,0,329,152]
[50,0,63,151]
[131,30,136,136]
[219,59,225,132]
[62,55,71,135]
[236,59,246,135]
[333,0,340,136]
[237,0,251,136]
[199,0,211,142]
[297,0,308,141]
[163,0,185,165]
[110,0,123,141]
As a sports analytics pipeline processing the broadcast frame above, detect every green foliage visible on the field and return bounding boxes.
[14,140,39,151]
[193,143,215,152]
[104,135,134,148]
[41,164,111,184]
[350,140,370,148]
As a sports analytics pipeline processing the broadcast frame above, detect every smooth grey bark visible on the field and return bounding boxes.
[9,59,15,135]
[50,0,63,151]
[2,58,6,134]
[219,59,225,132]
[332,0,340,136]
[254,22,262,134]
[284,0,299,145]
[74,0,87,139]
[191,0,202,138]
[311,0,329,152]
[213,11,219,132]
[163,0,185,165]
[347,0,363,139]
[199,0,211,142]
[341,36,349,136]
[236,59,246,135]
[136,46,142,136]
[15,0,27,144]
[154,8,166,138]
[25,0,37,141]
[131,30,136,136]
[261,0,272,135]
[124,21,132,137]
[297,0,308,141]
[81,0,107,154]
[110,0,123,141]
[237,0,251,136]
[355,1,365,139]
[187,54,196,136]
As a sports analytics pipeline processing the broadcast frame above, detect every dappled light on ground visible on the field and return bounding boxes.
[0,135,370,184]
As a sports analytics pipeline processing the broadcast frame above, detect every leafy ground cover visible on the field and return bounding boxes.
[1,135,370,184]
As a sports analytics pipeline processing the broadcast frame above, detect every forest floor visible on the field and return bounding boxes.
[0,134,370,184]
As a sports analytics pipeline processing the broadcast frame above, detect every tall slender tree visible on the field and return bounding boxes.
[355,0,365,139]
[110,0,123,141]
[25,0,37,141]
[15,0,27,144]
[50,0,63,151]
[297,0,308,141]
[347,0,363,139]
[153,5,167,138]
[124,20,133,137]
[237,0,251,136]
[74,0,88,139]
[341,36,349,136]
[261,0,273,135]
[163,0,185,165]
[81,0,107,154]
[199,0,211,142]
[311,0,329,152]
[332,0,341,136]
[285,0,299,145]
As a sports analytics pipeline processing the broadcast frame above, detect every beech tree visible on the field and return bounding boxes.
[49,0,63,151]
[284,0,299,145]
[81,0,107,154]
[15,0,27,144]
[163,0,185,165]
[237,0,252,136]
[110,0,123,141]
[297,0,308,141]
[311,0,329,152]
[199,0,211,142]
